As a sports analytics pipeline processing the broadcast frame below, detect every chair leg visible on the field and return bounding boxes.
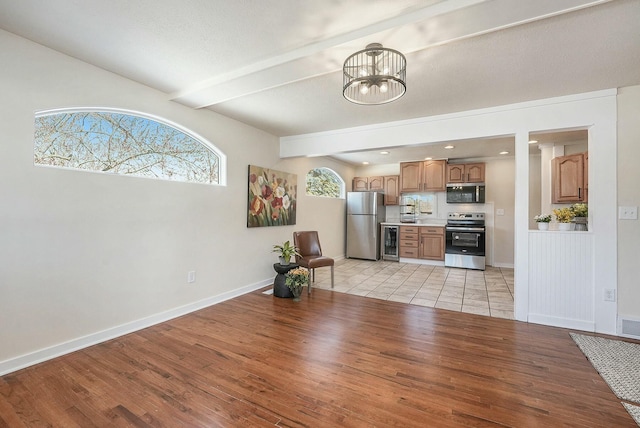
[331,265,334,288]
[307,273,312,295]
[312,268,315,282]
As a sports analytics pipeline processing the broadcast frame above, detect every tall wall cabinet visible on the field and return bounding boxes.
[552,152,588,203]
[383,175,399,205]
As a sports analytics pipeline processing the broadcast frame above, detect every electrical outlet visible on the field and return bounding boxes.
[604,289,616,302]
[496,209,505,216]
[619,206,638,220]
[187,271,196,283]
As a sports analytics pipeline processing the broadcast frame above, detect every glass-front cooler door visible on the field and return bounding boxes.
[382,226,399,260]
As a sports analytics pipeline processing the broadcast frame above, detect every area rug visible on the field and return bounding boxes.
[623,403,640,426]
[570,333,640,404]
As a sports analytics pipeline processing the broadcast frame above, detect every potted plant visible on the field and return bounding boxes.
[285,267,309,301]
[534,214,552,230]
[571,203,588,217]
[272,240,300,265]
[571,203,588,231]
[553,207,575,231]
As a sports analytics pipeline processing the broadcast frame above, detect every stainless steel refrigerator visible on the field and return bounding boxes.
[346,191,386,260]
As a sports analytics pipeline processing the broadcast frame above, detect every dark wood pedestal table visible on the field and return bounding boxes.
[273,263,299,298]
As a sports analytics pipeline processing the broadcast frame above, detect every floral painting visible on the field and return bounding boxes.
[247,165,297,227]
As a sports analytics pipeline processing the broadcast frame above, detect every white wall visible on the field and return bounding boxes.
[617,86,640,321]
[0,30,354,374]
[484,157,515,267]
[529,154,542,229]
[275,157,352,259]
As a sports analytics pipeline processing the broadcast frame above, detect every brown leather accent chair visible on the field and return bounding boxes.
[293,231,334,294]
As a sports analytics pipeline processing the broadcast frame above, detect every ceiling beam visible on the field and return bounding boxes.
[169,0,609,109]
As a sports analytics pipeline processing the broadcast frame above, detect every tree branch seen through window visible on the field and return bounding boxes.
[306,167,344,198]
[34,111,222,185]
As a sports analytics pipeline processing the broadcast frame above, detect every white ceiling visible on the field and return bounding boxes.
[1,0,638,165]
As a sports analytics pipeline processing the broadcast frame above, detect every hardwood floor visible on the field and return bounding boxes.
[1,287,637,427]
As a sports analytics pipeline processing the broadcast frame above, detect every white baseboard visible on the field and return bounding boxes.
[399,258,445,266]
[491,262,515,269]
[528,313,595,332]
[0,278,272,376]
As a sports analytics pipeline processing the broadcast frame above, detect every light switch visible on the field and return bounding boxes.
[619,206,638,220]
[496,209,505,216]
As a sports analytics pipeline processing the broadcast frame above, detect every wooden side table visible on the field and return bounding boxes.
[273,263,299,298]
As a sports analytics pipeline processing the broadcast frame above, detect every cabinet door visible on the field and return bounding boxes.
[422,160,446,191]
[465,163,485,183]
[383,175,399,205]
[368,176,384,191]
[446,164,465,183]
[419,231,444,260]
[399,162,422,192]
[353,176,368,191]
[552,153,585,203]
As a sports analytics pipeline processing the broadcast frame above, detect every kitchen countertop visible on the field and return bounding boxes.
[381,221,446,227]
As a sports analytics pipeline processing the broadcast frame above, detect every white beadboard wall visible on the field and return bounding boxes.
[528,231,594,331]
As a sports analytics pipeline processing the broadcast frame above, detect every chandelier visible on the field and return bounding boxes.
[343,43,407,105]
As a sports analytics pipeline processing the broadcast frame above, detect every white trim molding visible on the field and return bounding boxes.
[0,279,271,376]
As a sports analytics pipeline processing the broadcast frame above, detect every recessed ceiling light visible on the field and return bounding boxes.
[424,157,433,160]
[380,151,389,155]
[500,151,509,155]
[444,145,454,149]
[529,140,538,144]
[362,161,369,165]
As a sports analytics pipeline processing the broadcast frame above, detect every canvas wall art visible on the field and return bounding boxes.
[247,165,297,227]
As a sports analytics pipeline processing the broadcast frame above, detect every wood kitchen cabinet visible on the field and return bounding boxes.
[422,160,447,191]
[368,176,384,190]
[399,226,419,258]
[399,225,444,260]
[419,226,445,260]
[353,176,383,191]
[383,175,399,205]
[352,176,369,191]
[399,162,421,192]
[353,175,399,205]
[446,163,485,183]
[552,153,587,203]
[399,160,446,193]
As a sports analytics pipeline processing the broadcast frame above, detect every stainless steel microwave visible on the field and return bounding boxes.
[446,183,485,204]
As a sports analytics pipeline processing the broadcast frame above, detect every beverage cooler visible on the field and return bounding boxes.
[381,224,399,261]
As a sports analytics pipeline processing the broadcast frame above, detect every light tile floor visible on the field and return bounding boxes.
[310,259,514,319]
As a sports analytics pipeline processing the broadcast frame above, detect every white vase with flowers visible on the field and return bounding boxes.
[534,214,551,230]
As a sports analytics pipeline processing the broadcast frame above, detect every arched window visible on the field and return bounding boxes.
[34,108,226,185]
[305,167,345,198]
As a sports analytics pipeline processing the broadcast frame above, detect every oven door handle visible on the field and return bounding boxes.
[446,226,485,232]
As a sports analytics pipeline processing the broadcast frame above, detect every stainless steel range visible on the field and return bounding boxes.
[445,212,486,270]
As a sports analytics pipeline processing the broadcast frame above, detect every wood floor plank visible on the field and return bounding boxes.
[1,287,637,427]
